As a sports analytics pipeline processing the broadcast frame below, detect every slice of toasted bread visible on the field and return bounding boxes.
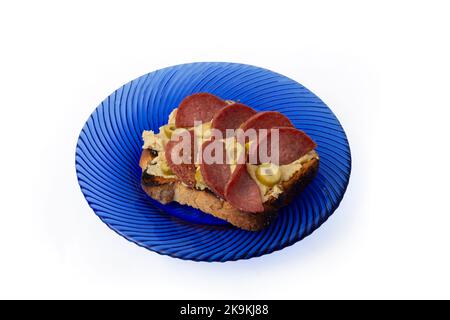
[139,149,319,231]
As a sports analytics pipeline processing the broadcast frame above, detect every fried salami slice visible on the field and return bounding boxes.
[211,103,257,135]
[200,139,231,198]
[165,130,196,187]
[239,111,294,131]
[250,127,317,165]
[224,164,264,213]
[175,92,228,128]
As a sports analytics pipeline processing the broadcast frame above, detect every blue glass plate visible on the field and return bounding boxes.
[75,62,351,262]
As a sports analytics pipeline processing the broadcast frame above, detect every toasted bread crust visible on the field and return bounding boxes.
[139,149,319,231]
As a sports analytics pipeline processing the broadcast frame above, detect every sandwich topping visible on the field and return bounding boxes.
[141,92,318,213]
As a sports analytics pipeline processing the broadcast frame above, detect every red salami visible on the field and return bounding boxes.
[175,93,228,128]
[250,127,317,165]
[224,164,264,213]
[200,139,230,198]
[240,111,294,132]
[165,130,196,187]
[211,103,257,135]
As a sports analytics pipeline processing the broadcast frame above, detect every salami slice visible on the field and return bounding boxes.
[250,127,317,165]
[200,139,230,198]
[211,103,257,135]
[224,164,264,213]
[239,111,294,132]
[165,130,196,187]
[175,92,228,128]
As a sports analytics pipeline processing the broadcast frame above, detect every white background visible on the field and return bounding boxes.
[1,0,449,299]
